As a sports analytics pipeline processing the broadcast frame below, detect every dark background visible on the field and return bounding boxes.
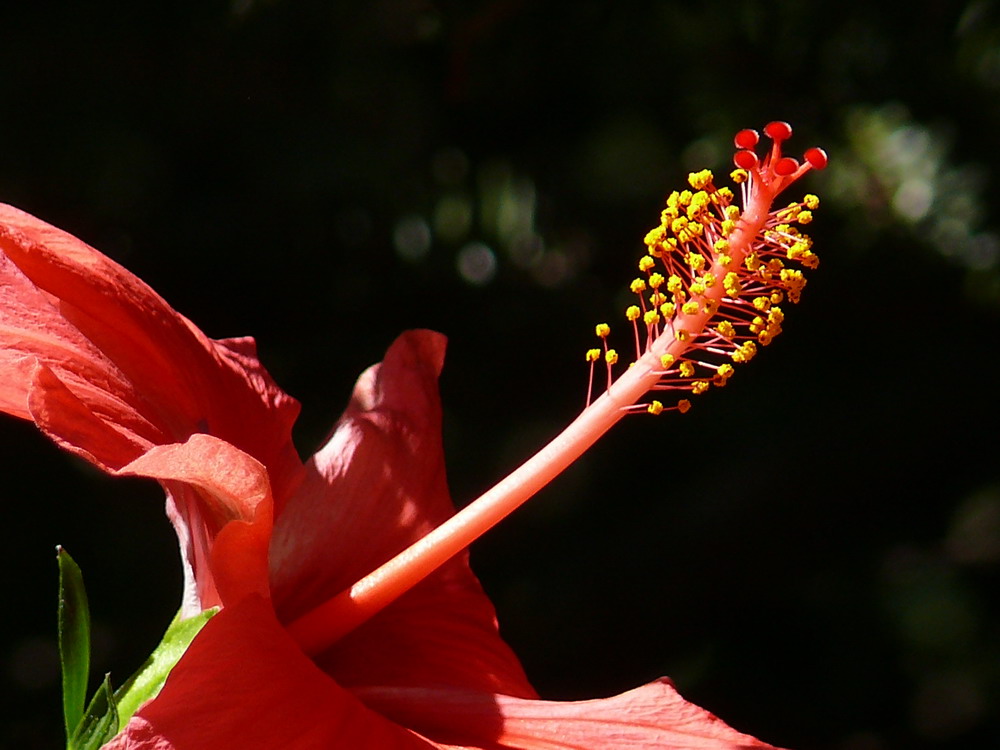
[2,1,999,748]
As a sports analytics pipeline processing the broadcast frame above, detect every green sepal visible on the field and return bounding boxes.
[69,673,119,750]
[57,546,90,743]
[113,606,219,726]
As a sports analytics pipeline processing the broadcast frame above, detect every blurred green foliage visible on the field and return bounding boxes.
[2,1,998,748]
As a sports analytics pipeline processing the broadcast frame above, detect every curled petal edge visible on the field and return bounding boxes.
[119,434,274,608]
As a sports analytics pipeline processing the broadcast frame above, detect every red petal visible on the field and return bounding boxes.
[0,204,302,498]
[25,361,154,469]
[270,330,536,698]
[0,203,304,611]
[119,434,274,607]
[0,252,155,461]
[103,596,439,750]
[357,681,787,750]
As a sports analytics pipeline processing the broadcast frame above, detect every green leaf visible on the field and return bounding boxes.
[113,606,219,726]
[69,673,119,750]
[57,546,90,743]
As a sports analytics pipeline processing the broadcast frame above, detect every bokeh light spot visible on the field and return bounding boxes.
[456,242,497,285]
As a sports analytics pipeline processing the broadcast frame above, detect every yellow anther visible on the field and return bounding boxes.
[688,169,713,190]
[644,227,665,247]
[716,320,736,338]
[776,204,800,222]
[723,271,742,297]
[780,268,804,289]
[593,144,821,412]
[787,241,810,261]
[731,341,758,363]
[686,252,706,271]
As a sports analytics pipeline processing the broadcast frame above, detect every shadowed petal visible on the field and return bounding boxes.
[270,330,536,699]
[0,203,302,499]
[356,680,786,750]
[103,596,440,750]
[26,360,153,468]
[119,434,274,608]
[0,203,304,611]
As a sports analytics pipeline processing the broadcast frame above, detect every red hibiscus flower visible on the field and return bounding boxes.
[2,124,819,748]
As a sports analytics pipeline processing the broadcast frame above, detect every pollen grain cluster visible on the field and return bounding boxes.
[586,121,827,414]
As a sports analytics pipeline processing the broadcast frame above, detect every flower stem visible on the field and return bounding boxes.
[286,122,825,656]
[287,202,766,656]
[286,351,664,656]
[287,193,765,657]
